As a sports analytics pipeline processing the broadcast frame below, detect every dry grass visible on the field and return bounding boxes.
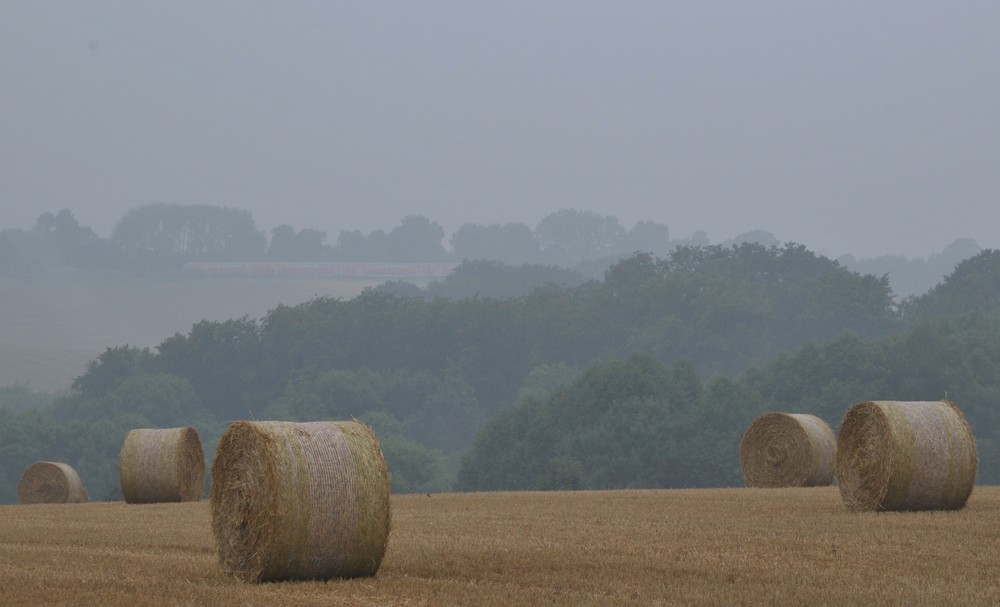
[3,487,1000,605]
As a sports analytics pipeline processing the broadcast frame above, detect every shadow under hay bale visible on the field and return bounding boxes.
[17,461,89,504]
[119,427,205,504]
[836,400,978,512]
[210,420,391,583]
[740,412,837,488]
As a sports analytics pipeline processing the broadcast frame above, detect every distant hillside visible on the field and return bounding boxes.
[838,238,981,299]
[0,275,374,390]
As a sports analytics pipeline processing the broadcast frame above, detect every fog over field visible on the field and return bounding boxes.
[3,3,999,258]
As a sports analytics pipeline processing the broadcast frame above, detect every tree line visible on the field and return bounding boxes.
[2,242,998,501]
[0,204,689,272]
[7,203,977,283]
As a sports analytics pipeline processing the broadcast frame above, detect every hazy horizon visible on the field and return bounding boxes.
[3,3,998,259]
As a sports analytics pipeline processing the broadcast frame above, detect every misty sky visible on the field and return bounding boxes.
[2,2,998,258]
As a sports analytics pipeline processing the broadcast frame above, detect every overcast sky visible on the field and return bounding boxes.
[2,2,998,258]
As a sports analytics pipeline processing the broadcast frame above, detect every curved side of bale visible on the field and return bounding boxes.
[211,420,391,583]
[836,400,978,512]
[739,412,837,488]
[119,427,205,503]
[17,461,89,504]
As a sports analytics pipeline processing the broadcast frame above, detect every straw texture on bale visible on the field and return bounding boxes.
[17,461,89,504]
[739,412,837,488]
[211,420,391,583]
[119,427,205,503]
[836,400,978,512]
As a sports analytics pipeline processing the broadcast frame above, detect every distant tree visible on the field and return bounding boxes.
[839,238,982,299]
[367,280,426,298]
[932,238,981,271]
[0,210,119,272]
[333,229,369,260]
[104,373,201,427]
[153,318,265,419]
[598,244,897,376]
[535,209,626,266]
[268,224,297,260]
[266,368,387,422]
[34,210,101,262]
[384,370,487,453]
[719,229,780,249]
[111,203,266,264]
[618,220,671,257]
[425,259,587,300]
[450,222,541,264]
[670,230,710,248]
[0,383,56,413]
[70,346,155,401]
[330,216,448,261]
[902,250,1000,320]
[378,435,445,493]
[383,215,449,261]
[515,363,580,404]
[267,224,328,260]
[457,354,718,491]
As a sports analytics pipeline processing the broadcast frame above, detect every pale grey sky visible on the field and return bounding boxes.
[2,2,998,258]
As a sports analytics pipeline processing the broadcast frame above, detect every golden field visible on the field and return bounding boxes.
[2,487,1000,606]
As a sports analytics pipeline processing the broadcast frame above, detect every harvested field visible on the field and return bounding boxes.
[3,487,1000,606]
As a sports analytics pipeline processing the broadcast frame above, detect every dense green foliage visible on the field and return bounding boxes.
[424,260,588,299]
[459,251,1000,490]
[1,238,998,502]
[366,259,587,300]
[0,384,57,414]
[459,312,1000,490]
[457,355,738,490]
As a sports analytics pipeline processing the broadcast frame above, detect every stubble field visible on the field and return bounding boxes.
[2,487,1000,606]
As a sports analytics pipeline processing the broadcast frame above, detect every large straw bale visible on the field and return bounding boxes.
[836,400,977,511]
[17,461,89,504]
[119,427,205,503]
[210,420,391,583]
[739,412,837,487]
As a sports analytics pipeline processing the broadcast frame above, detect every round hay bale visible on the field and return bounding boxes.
[739,412,837,487]
[17,461,89,504]
[211,420,391,583]
[119,427,205,503]
[836,400,978,512]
